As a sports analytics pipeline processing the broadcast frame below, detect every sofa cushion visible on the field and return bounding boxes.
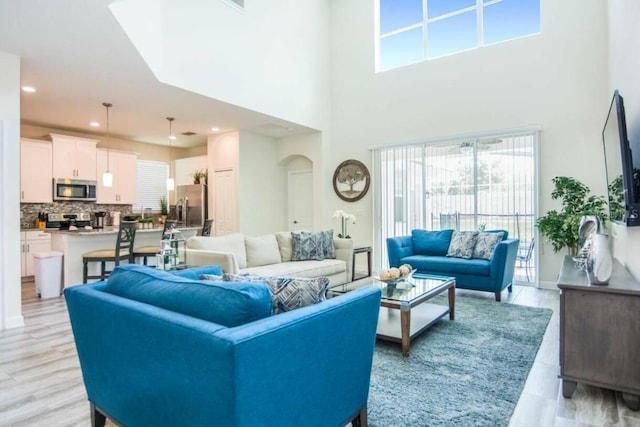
[402,255,490,276]
[186,233,247,268]
[291,231,324,261]
[223,273,330,314]
[446,231,479,259]
[275,232,294,262]
[106,264,272,327]
[412,229,454,256]
[170,265,223,280]
[241,259,346,279]
[472,231,505,260]
[245,234,282,268]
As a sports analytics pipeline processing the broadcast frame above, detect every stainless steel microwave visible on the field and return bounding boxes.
[53,178,97,201]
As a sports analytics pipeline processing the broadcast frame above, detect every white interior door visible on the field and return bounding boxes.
[214,168,237,236]
[288,170,313,231]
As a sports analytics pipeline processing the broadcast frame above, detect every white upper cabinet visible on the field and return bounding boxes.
[96,149,138,204]
[20,138,53,203]
[50,133,98,180]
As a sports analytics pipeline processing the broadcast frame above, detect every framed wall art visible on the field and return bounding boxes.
[332,159,370,202]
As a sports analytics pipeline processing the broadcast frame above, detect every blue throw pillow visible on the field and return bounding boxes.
[291,231,324,261]
[412,229,454,256]
[106,264,272,327]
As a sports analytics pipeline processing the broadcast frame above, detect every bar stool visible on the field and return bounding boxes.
[133,220,176,265]
[201,219,214,236]
[82,221,137,283]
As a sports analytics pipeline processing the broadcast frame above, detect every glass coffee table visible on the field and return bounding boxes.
[332,273,455,357]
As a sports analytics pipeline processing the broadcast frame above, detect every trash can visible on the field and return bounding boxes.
[33,251,63,299]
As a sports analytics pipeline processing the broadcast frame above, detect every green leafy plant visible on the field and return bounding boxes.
[191,169,208,185]
[159,196,169,216]
[536,176,608,255]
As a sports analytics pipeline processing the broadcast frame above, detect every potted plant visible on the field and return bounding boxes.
[159,196,169,223]
[191,169,207,185]
[536,176,608,255]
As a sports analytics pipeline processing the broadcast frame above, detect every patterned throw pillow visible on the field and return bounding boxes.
[446,231,479,259]
[291,231,324,261]
[222,273,330,314]
[199,274,224,282]
[319,229,336,259]
[472,232,505,260]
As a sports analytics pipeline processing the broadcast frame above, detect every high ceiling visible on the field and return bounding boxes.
[0,0,312,148]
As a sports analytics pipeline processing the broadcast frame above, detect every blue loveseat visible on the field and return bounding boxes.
[387,229,519,301]
[65,264,382,427]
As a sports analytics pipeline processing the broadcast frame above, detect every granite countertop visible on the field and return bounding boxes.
[40,226,200,236]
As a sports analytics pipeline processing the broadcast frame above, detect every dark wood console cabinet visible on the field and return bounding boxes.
[557,256,640,410]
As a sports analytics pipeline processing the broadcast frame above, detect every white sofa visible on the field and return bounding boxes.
[185,232,354,286]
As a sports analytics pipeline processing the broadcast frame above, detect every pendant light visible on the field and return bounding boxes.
[102,102,113,187]
[167,117,175,191]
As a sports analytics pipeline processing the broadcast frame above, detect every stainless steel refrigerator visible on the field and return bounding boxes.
[176,184,208,227]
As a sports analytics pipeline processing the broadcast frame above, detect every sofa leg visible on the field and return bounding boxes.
[508,284,513,292]
[352,405,368,427]
[495,291,501,302]
[91,403,106,427]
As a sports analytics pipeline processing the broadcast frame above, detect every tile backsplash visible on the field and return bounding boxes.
[21,202,134,229]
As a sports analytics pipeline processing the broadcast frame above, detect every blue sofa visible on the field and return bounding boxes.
[387,229,519,301]
[65,264,382,427]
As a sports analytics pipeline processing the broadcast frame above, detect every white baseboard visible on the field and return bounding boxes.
[4,315,25,329]
[537,280,557,290]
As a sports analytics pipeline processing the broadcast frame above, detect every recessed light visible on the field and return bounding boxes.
[89,121,100,127]
[211,127,219,132]
[169,135,176,140]
[22,86,36,93]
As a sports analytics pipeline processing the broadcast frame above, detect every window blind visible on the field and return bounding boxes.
[133,160,169,212]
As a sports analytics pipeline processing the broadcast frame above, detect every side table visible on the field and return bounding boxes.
[352,246,372,281]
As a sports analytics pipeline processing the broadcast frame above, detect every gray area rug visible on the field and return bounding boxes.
[367,294,553,427]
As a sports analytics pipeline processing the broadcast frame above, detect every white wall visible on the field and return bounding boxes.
[238,131,287,235]
[0,51,23,329]
[607,0,640,280]
[329,0,610,283]
[111,0,332,131]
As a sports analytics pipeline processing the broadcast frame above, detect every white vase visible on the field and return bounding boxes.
[586,233,613,285]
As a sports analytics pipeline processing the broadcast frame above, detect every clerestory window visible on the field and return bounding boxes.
[377,0,540,72]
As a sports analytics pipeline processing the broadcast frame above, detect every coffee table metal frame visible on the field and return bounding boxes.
[333,273,455,357]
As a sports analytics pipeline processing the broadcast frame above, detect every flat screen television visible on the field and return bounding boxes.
[602,89,640,226]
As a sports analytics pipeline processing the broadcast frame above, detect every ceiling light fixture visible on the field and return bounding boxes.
[167,117,175,191]
[102,102,113,187]
[210,127,219,132]
[21,86,36,93]
[89,121,100,127]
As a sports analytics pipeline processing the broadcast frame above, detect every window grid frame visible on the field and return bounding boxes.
[377,0,537,71]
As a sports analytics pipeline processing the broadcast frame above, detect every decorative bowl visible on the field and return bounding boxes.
[374,269,416,285]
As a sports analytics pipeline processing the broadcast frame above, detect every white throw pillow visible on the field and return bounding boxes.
[186,233,247,268]
[275,232,294,262]
[245,235,282,268]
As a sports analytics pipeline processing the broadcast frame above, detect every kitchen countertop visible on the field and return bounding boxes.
[44,226,200,235]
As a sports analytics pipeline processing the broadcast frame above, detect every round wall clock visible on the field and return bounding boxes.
[332,159,370,202]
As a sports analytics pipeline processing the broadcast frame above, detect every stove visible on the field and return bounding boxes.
[46,212,92,229]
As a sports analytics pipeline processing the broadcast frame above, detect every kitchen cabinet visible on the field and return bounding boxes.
[50,133,98,180]
[21,230,52,277]
[96,149,138,204]
[20,139,53,203]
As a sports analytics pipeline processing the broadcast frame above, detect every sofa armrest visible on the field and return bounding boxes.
[334,237,354,282]
[185,249,239,273]
[221,286,382,426]
[489,238,520,290]
[386,235,414,267]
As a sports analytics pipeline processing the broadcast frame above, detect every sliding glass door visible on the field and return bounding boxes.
[373,131,537,283]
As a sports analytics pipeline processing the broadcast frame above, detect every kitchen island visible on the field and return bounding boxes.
[50,226,199,287]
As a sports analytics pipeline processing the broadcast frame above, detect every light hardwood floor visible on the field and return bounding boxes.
[1,280,638,426]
